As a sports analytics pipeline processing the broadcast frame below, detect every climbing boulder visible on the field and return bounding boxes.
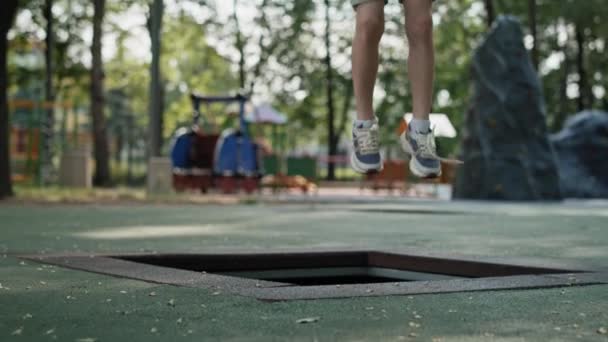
[453,16,562,201]
[551,111,608,198]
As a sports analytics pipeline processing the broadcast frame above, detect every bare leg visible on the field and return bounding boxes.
[352,0,385,121]
[403,0,434,120]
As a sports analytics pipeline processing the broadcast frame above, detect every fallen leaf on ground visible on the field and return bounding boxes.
[296,317,320,324]
[12,327,23,335]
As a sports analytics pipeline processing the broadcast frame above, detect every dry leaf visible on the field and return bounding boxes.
[296,317,320,324]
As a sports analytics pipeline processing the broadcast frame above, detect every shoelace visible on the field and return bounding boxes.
[411,130,463,165]
[413,132,439,159]
[355,125,379,155]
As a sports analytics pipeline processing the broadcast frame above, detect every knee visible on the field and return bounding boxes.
[356,14,384,43]
[406,14,433,45]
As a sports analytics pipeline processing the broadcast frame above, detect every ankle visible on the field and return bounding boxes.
[356,112,375,121]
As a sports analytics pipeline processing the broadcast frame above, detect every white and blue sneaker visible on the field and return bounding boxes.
[400,126,442,178]
[351,117,383,174]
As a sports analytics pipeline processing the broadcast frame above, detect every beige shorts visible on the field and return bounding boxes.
[351,0,435,8]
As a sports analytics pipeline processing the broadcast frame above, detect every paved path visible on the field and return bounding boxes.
[1,200,607,341]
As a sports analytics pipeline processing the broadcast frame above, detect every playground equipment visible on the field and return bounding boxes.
[170,92,262,194]
[9,95,82,185]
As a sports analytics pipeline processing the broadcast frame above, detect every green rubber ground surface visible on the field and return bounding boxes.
[1,201,607,341]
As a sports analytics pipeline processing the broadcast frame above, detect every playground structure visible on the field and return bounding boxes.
[7,37,98,188]
[170,92,319,194]
[171,92,261,194]
[9,97,87,185]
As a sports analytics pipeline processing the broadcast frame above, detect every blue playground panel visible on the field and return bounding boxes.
[214,129,259,177]
[170,130,193,170]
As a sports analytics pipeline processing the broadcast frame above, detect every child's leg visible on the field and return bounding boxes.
[403,0,434,128]
[350,0,384,173]
[399,0,442,178]
[352,0,385,121]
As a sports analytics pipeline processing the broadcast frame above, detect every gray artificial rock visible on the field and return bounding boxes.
[550,111,608,198]
[453,16,562,201]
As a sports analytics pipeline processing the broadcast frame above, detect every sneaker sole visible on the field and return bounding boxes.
[409,156,442,179]
[399,132,442,179]
[350,153,383,174]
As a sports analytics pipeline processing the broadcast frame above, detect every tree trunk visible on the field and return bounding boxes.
[484,0,495,28]
[233,0,246,89]
[528,0,538,70]
[249,0,271,93]
[554,56,571,131]
[148,0,164,158]
[324,0,336,180]
[126,116,133,184]
[42,0,55,184]
[115,131,123,165]
[0,0,19,199]
[336,79,353,154]
[91,0,111,186]
[575,25,589,111]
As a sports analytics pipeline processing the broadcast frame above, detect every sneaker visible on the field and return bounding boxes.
[351,117,382,173]
[399,125,442,178]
